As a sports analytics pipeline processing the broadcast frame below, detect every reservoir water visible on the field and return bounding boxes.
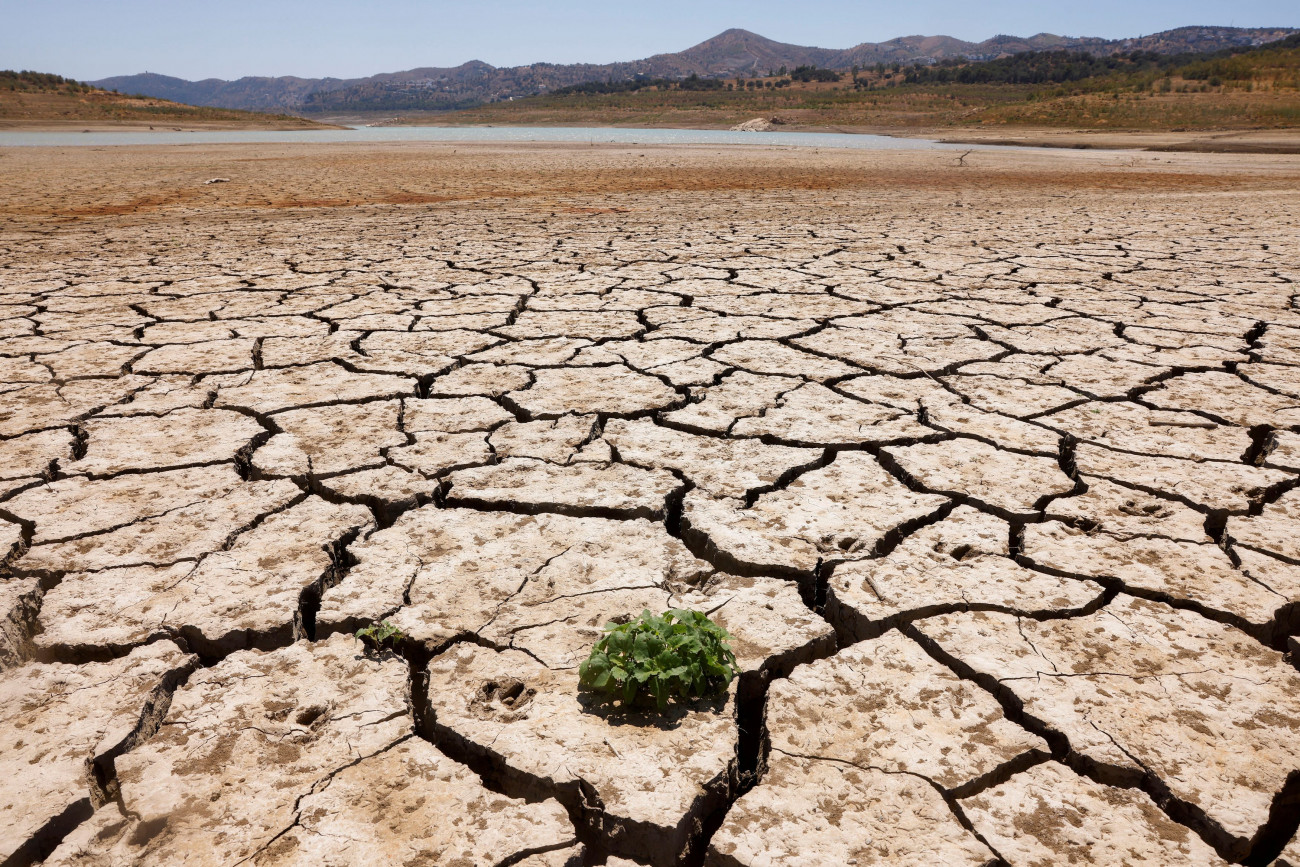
[0,125,990,150]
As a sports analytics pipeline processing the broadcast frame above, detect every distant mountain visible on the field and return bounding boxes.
[94,25,1297,114]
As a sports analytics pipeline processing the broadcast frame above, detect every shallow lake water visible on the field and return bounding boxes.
[0,125,991,150]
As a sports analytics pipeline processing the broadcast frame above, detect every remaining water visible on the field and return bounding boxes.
[0,125,988,150]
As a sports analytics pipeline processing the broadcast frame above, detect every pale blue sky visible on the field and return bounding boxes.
[3,0,1297,81]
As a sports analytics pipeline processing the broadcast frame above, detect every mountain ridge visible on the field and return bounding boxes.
[93,25,1297,113]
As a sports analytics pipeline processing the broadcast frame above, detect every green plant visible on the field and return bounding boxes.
[579,609,738,709]
[355,620,404,647]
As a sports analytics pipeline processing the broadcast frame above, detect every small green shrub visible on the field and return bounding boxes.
[355,620,404,648]
[579,609,738,709]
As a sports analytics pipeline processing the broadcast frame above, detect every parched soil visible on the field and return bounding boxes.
[1,141,1300,866]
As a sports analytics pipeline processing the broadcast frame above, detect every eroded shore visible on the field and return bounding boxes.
[2,141,1300,866]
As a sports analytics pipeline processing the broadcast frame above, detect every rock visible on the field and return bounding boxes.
[0,641,196,865]
[468,336,591,366]
[923,398,1062,455]
[707,751,994,866]
[42,635,580,866]
[313,465,438,510]
[0,379,147,437]
[912,596,1300,858]
[318,508,711,643]
[477,570,834,679]
[426,642,737,866]
[36,497,373,657]
[1275,830,1300,867]
[1265,431,1300,473]
[827,507,1104,640]
[794,325,999,375]
[682,452,950,577]
[251,400,404,476]
[445,457,684,520]
[962,761,1229,865]
[508,365,681,417]
[981,317,1126,354]
[497,310,643,340]
[730,118,775,132]
[885,439,1075,518]
[603,418,821,498]
[352,328,499,375]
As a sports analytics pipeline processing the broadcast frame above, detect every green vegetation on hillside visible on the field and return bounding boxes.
[0,70,332,128]
[427,35,1300,132]
[2,70,97,93]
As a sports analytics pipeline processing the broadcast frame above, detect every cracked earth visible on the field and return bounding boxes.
[2,140,1300,866]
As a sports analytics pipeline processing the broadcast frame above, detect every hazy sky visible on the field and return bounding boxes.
[4,0,1297,81]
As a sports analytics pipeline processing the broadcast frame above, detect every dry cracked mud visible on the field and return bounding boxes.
[1,139,1299,865]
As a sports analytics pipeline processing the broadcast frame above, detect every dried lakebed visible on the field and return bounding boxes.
[2,143,1300,866]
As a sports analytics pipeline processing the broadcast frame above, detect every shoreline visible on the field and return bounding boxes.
[5,120,1299,154]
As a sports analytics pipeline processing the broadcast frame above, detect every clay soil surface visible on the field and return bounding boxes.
[2,140,1300,866]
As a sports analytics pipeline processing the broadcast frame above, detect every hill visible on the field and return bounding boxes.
[91,26,1296,114]
[411,35,1300,144]
[0,70,336,130]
